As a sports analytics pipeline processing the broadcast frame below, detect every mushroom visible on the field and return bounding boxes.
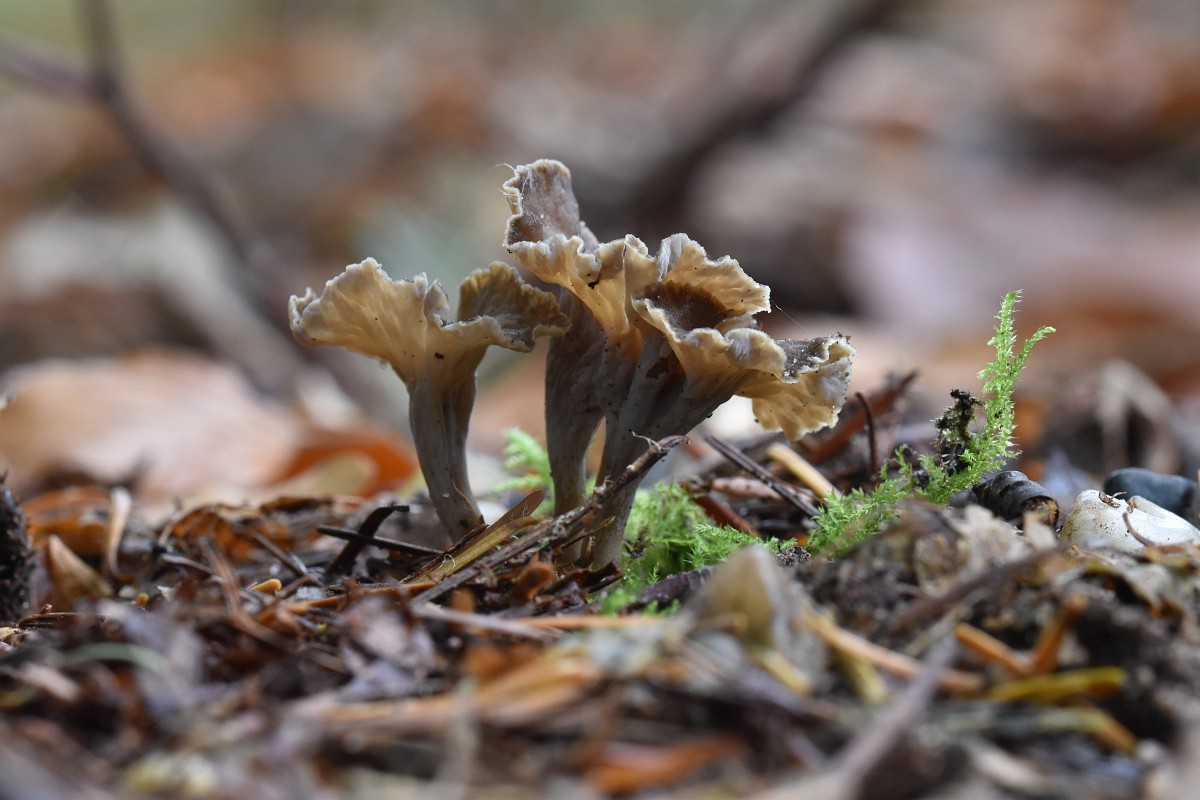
[587,236,854,566]
[289,258,568,542]
[503,161,854,567]
[503,161,659,518]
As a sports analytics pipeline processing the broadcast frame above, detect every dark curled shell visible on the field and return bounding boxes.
[973,470,1060,528]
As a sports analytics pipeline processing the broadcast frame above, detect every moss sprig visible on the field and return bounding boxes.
[621,482,784,593]
[493,428,556,515]
[807,291,1053,555]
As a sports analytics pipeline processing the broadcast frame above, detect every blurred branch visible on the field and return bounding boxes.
[601,0,904,238]
[76,0,268,291]
[0,34,94,98]
[0,0,305,392]
[0,1,279,299]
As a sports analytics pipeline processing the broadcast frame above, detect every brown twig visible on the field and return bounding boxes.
[883,549,1058,638]
[410,604,560,642]
[247,531,311,581]
[75,0,269,292]
[805,610,982,696]
[590,0,905,239]
[689,489,758,535]
[857,392,879,477]
[828,636,960,791]
[802,372,917,464]
[747,636,963,800]
[705,435,820,516]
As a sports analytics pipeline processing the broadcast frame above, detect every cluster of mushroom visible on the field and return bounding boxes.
[289,159,854,568]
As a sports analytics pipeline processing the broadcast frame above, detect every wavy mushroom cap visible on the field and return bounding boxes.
[501,159,854,444]
[510,234,660,342]
[289,256,568,543]
[289,258,568,384]
[739,336,856,440]
[502,158,598,249]
[503,159,662,343]
[632,239,854,441]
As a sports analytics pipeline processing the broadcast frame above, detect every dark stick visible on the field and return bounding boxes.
[591,0,904,237]
[0,2,290,327]
[828,636,958,794]
[324,504,409,580]
[0,34,95,97]
[248,531,311,580]
[77,0,266,289]
[705,435,820,516]
[317,525,442,557]
[884,549,1057,637]
[857,391,879,478]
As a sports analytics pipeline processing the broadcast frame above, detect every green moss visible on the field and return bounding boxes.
[806,290,1053,555]
[621,482,785,594]
[493,428,555,515]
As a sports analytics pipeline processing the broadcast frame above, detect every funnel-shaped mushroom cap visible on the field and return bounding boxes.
[503,159,598,251]
[289,257,568,542]
[632,237,853,441]
[504,161,658,342]
[739,337,856,440]
[289,258,567,383]
[585,239,852,568]
[499,159,855,567]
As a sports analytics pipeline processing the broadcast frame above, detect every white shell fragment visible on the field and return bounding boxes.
[1060,490,1200,553]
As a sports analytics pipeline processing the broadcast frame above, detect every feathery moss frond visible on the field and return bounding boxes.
[493,428,555,514]
[807,291,1053,555]
[621,482,784,595]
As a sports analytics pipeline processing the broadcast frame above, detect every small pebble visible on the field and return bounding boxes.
[1060,489,1200,553]
[1102,467,1198,524]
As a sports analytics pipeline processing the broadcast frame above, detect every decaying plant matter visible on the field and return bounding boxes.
[0,476,31,622]
[292,160,854,565]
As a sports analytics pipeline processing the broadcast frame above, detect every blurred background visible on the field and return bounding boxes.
[2,0,1200,503]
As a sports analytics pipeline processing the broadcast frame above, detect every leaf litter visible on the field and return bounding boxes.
[3,166,1200,800]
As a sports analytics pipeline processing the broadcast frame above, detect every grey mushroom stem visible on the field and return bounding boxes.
[587,334,744,568]
[407,352,486,542]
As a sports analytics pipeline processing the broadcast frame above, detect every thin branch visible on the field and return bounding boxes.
[828,636,959,794]
[77,0,262,277]
[0,1,304,391]
[0,2,282,302]
[590,0,905,238]
[883,549,1058,638]
[0,33,94,97]
[706,434,820,516]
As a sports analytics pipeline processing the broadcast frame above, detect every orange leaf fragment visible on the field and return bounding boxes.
[583,735,748,795]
